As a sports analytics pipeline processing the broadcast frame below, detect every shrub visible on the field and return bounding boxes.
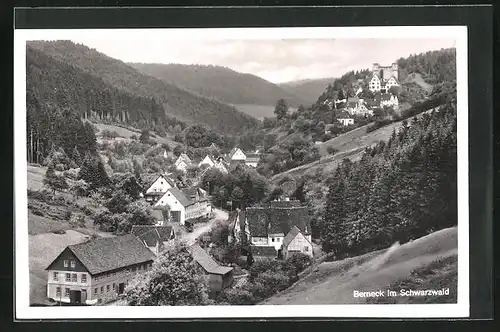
[69,213,86,228]
[64,168,80,180]
[51,229,66,235]
[326,146,338,155]
[218,287,256,305]
[285,252,313,274]
[254,271,290,297]
[366,119,393,133]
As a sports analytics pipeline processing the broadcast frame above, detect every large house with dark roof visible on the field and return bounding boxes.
[189,244,234,295]
[239,200,312,258]
[131,225,175,255]
[154,187,211,225]
[45,235,155,305]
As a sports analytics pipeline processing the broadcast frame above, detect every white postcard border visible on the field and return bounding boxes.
[14,26,469,319]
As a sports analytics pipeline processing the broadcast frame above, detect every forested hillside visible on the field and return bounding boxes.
[320,101,457,258]
[129,63,310,108]
[279,77,337,105]
[27,41,259,134]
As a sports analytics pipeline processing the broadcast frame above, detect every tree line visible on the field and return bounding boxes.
[319,100,457,258]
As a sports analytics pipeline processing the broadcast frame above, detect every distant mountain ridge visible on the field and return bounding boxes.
[278,77,336,106]
[27,40,259,135]
[129,63,312,108]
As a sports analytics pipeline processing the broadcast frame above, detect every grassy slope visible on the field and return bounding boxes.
[93,123,180,147]
[271,108,437,183]
[262,227,457,305]
[404,73,434,93]
[233,104,298,119]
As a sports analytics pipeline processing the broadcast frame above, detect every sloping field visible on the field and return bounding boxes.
[94,123,179,147]
[272,108,437,183]
[29,230,90,305]
[262,227,457,305]
[404,73,434,93]
[27,165,46,191]
[233,104,276,119]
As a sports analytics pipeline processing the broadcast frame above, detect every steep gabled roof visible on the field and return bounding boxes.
[229,147,246,159]
[189,244,233,275]
[143,173,176,191]
[131,225,174,247]
[282,225,307,248]
[167,187,193,207]
[246,205,311,238]
[47,235,155,275]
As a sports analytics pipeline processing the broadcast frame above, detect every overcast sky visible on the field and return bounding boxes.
[71,38,456,83]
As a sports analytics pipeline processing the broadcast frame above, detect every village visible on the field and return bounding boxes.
[39,62,407,306]
[25,34,459,309]
[43,143,315,305]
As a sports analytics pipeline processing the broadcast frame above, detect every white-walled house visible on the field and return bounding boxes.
[369,63,400,93]
[45,235,154,305]
[241,201,312,257]
[198,155,216,168]
[175,153,192,172]
[244,153,260,168]
[228,148,246,162]
[337,111,355,126]
[143,174,176,204]
[281,225,313,259]
[154,187,210,225]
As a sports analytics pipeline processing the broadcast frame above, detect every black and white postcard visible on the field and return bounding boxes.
[14,24,470,319]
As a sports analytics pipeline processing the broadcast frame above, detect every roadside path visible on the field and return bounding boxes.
[182,208,229,245]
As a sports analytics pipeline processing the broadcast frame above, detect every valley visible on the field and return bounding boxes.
[23,40,458,308]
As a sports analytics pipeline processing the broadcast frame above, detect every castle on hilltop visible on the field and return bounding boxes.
[369,62,400,93]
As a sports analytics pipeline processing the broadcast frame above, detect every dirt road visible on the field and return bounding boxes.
[182,208,229,245]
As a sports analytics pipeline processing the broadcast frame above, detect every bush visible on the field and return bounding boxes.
[64,168,80,180]
[326,146,338,155]
[69,213,86,228]
[285,252,313,274]
[366,119,393,133]
[27,188,54,202]
[218,287,256,305]
[54,163,66,172]
[254,271,290,297]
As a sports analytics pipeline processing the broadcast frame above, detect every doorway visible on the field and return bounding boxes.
[69,290,81,304]
[118,283,125,294]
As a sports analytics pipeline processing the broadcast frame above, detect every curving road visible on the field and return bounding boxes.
[182,208,229,245]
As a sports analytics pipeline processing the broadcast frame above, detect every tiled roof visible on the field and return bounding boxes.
[190,244,233,275]
[245,205,311,238]
[282,225,301,248]
[250,245,277,257]
[270,200,302,208]
[168,187,193,207]
[131,225,174,247]
[56,235,155,275]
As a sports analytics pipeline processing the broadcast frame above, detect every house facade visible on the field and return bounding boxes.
[369,63,400,93]
[175,153,192,172]
[154,187,210,225]
[143,174,177,204]
[281,225,313,259]
[198,155,216,168]
[337,111,355,126]
[228,148,246,163]
[244,153,260,168]
[45,235,155,305]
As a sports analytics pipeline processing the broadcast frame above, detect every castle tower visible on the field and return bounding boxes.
[391,62,399,79]
[372,63,380,73]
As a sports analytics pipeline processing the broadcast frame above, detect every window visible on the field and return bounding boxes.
[113,283,116,290]
[81,274,87,283]
[132,267,136,272]
[56,287,61,296]
[271,238,275,242]
[94,288,98,295]
[138,265,142,271]
[53,272,58,281]
[107,285,110,292]
[65,288,70,297]
[304,246,309,252]
[100,286,104,294]
[72,273,77,282]
[63,260,68,267]
[65,273,71,282]
[70,260,76,268]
